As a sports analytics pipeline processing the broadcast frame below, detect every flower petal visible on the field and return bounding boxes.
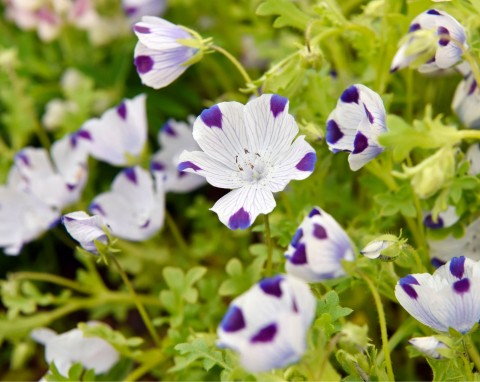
[63,211,108,253]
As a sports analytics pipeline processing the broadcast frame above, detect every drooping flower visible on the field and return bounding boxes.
[122,0,166,22]
[409,336,447,359]
[390,9,467,74]
[151,117,206,193]
[31,322,119,377]
[63,211,110,254]
[81,94,147,166]
[217,274,315,373]
[428,218,480,264]
[133,16,203,89]
[452,71,480,128]
[326,84,387,171]
[285,207,354,282]
[178,94,317,229]
[0,186,59,255]
[466,143,480,175]
[8,132,89,210]
[423,205,459,229]
[395,256,480,333]
[89,166,165,241]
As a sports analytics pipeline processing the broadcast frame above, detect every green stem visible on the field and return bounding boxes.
[10,272,91,294]
[125,352,164,381]
[109,255,162,347]
[458,130,480,140]
[264,214,273,277]
[165,210,190,255]
[462,47,480,87]
[377,317,417,364]
[466,335,480,373]
[357,270,395,382]
[209,45,256,93]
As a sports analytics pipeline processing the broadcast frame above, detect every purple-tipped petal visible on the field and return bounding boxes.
[200,105,223,129]
[270,95,288,118]
[340,85,359,104]
[450,256,466,279]
[133,25,151,33]
[326,119,344,144]
[221,306,246,332]
[117,102,127,120]
[228,208,251,230]
[178,161,202,172]
[352,132,368,154]
[251,323,277,343]
[313,224,327,239]
[427,9,441,15]
[135,55,154,74]
[453,278,470,294]
[289,244,307,265]
[124,168,137,184]
[295,152,316,171]
[409,23,421,32]
[259,275,283,298]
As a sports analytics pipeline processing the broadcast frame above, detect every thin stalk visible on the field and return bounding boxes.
[466,335,480,373]
[10,272,91,294]
[264,214,273,277]
[109,255,162,347]
[209,45,256,93]
[357,270,395,382]
[462,48,480,87]
[125,352,164,382]
[165,210,189,255]
[378,317,417,364]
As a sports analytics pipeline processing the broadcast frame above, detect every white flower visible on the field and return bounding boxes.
[466,143,480,175]
[361,240,392,260]
[81,94,147,166]
[178,94,317,229]
[326,84,387,171]
[452,71,480,128]
[217,274,315,372]
[285,207,354,282]
[63,211,109,254]
[0,186,59,255]
[151,117,206,193]
[31,322,119,377]
[89,166,165,241]
[409,336,447,359]
[395,256,480,333]
[390,9,467,74]
[133,16,200,89]
[423,205,460,229]
[122,0,166,22]
[428,218,480,264]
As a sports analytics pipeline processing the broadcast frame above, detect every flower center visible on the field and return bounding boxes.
[235,149,270,185]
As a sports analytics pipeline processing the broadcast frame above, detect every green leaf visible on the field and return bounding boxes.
[256,0,310,30]
[427,358,467,381]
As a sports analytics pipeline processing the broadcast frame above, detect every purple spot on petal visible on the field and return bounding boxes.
[221,306,246,332]
[135,55,154,74]
[438,26,450,46]
[228,207,251,230]
[313,224,328,239]
[469,80,477,95]
[290,228,303,248]
[326,119,344,144]
[352,132,368,154]
[401,284,418,299]
[341,85,359,104]
[423,214,444,229]
[89,202,106,216]
[270,94,288,117]
[308,208,322,217]
[151,161,165,172]
[77,130,92,141]
[427,9,441,15]
[200,105,222,129]
[16,152,30,167]
[133,25,150,34]
[66,184,76,191]
[251,323,277,343]
[292,298,299,313]
[431,257,445,269]
[140,219,150,229]
[453,278,470,294]
[117,102,127,120]
[390,66,399,73]
[162,122,177,136]
[124,168,137,184]
[259,275,283,297]
[409,23,421,33]
[426,56,436,64]
[400,275,420,286]
[364,105,374,124]
[178,161,202,172]
[178,170,187,178]
[124,6,137,16]
[296,152,316,171]
[289,243,307,265]
[450,256,466,279]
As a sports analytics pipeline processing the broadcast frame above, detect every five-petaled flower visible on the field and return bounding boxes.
[390,9,467,74]
[217,274,315,372]
[326,84,387,171]
[285,207,354,282]
[133,16,202,89]
[178,94,317,230]
[395,256,480,333]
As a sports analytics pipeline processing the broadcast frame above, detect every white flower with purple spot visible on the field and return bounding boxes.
[423,205,459,229]
[452,71,480,128]
[466,144,480,176]
[178,94,317,230]
[151,117,206,193]
[31,322,119,377]
[285,207,354,282]
[0,186,59,255]
[81,94,147,166]
[428,218,480,265]
[409,336,447,359]
[133,17,204,89]
[122,0,166,22]
[326,84,387,171]
[63,211,110,254]
[217,274,315,372]
[390,9,467,74]
[89,166,165,241]
[8,132,90,210]
[395,256,480,333]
